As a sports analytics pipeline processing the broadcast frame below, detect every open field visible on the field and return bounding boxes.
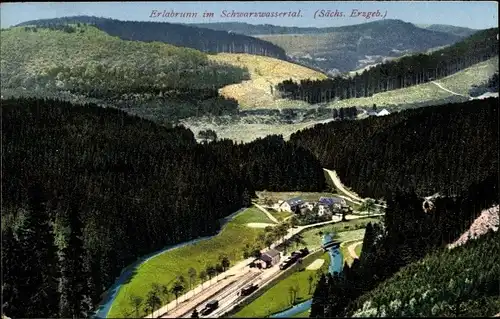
[233,206,276,224]
[207,53,327,109]
[270,210,294,222]
[107,208,265,318]
[181,119,321,144]
[232,251,331,318]
[247,222,276,228]
[299,217,381,251]
[326,56,498,109]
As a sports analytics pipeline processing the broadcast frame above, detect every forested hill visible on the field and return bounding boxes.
[15,15,288,60]
[311,178,499,317]
[1,97,325,318]
[306,100,499,318]
[277,27,498,104]
[346,228,500,317]
[0,25,249,122]
[187,19,473,37]
[290,97,499,199]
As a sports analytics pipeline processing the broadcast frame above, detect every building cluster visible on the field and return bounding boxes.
[273,196,349,219]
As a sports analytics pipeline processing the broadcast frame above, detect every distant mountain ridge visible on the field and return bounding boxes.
[188,19,480,73]
[15,15,288,60]
[187,19,478,37]
[418,24,479,37]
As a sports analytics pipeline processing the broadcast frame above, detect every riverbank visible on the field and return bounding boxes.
[93,207,249,318]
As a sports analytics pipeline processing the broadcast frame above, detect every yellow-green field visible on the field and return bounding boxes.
[108,207,266,318]
[207,53,327,109]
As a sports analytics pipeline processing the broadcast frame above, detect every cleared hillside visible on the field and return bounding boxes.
[207,53,327,109]
[327,56,499,109]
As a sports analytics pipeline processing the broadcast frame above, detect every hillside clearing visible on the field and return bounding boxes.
[207,53,327,109]
[326,56,498,109]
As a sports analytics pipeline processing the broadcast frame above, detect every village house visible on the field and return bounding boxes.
[317,203,332,217]
[277,197,304,212]
[260,248,281,268]
[319,197,347,211]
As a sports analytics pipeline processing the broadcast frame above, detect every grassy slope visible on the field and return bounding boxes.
[108,208,266,318]
[182,56,498,145]
[327,56,499,109]
[207,53,327,109]
[235,206,277,224]
[355,243,363,257]
[232,251,331,318]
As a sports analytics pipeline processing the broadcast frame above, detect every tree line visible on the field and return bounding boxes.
[16,16,289,60]
[1,97,325,318]
[291,97,499,199]
[276,28,498,104]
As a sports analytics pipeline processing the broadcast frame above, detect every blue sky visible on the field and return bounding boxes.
[1,1,498,29]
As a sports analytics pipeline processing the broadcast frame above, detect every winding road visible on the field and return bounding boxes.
[430,81,471,99]
[347,241,363,259]
[323,168,365,203]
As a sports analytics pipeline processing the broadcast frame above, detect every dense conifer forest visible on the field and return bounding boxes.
[296,98,500,318]
[16,16,288,60]
[310,175,499,318]
[1,98,325,318]
[276,28,498,104]
[290,97,499,199]
[313,227,499,317]
[347,229,500,317]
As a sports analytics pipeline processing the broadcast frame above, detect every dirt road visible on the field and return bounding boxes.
[323,168,364,203]
[253,203,279,223]
[347,241,363,259]
[431,81,470,99]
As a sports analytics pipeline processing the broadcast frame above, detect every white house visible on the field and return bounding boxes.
[317,204,331,217]
[377,109,391,116]
[278,197,305,212]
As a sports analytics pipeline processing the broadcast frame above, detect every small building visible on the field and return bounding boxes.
[317,203,332,217]
[260,249,281,267]
[319,197,347,210]
[278,197,305,212]
[377,109,391,116]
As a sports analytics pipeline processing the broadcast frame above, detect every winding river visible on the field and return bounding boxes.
[270,233,344,318]
[92,208,245,319]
